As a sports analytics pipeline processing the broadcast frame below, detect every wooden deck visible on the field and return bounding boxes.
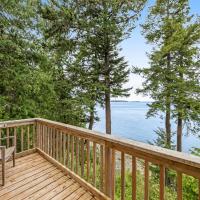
[0,118,200,200]
[0,153,98,200]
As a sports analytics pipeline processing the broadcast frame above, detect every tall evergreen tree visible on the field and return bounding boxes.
[134,0,200,151]
[78,0,146,134]
[0,0,56,120]
[39,0,146,132]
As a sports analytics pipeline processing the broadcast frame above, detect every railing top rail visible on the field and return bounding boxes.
[0,118,36,128]
[36,118,200,171]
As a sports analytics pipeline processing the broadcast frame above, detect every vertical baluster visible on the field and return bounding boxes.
[14,127,17,151]
[6,128,9,147]
[132,156,136,200]
[36,123,40,148]
[144,161,149,200]
[198,179,200,200]
[81,139,84,177]
[46,126,49,155]
[100,145,104,192]
[0,128,1,145]
[177,172,182,200]
[66,134,70,167]
[76,137,79,174]
[71,136,74,170]
[56,130,59,160]
[87,140,90,181]
[52,128,54,157]
[160,165,165,200]
[53,128,56,159]
[40,124,43,150]
[111,149,115,200]
[93,142,96,186]
[105,146,112,197]
[44,126,46,152]
[63,133,66,165]
[33,124,36,148]
[44,125,46,152]
[42,125,44,151]
[121,152,125,200]
[27,126,30,150]
[59,131,62,162]
[49,127,51,155]
[21,127,24,151]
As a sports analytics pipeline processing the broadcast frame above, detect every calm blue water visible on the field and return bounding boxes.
[93,102,199,153]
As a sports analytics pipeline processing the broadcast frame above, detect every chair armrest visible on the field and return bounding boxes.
[0,146,6,160]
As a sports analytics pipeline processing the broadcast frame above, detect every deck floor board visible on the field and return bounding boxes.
[0,153,98,200]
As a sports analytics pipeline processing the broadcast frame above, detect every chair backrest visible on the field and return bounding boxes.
[0,136,16,149]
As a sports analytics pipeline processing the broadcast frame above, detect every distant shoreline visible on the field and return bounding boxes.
[111,100,152,103]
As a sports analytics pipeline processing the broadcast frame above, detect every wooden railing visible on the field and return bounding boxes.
[0,119,36,156]
[0,118,200,200]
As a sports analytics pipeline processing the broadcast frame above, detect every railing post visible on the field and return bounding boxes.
[104,143,112,198]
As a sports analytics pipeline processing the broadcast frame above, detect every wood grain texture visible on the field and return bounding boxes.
[37,149,109,200]
[0,152,101,200]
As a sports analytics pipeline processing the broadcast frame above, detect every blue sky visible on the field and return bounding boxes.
[120,0,200,101]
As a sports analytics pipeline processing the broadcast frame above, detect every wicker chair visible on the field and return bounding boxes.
[0,136,16,186]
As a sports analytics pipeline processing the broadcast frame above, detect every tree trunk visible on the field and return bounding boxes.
[105,90,111,134]
[166,53,171,149]
[177,114,182,152]
[88,107,95,130]
[104,48,111,134]
[165,98,171,149]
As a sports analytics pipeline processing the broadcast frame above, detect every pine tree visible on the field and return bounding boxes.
[39,0,146,132]
[134,0,200,151]
[169,11,200,151]
[0,0,56,120]
[78,0,146,134]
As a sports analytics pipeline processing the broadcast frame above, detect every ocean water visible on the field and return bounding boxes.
[93,101,199,153]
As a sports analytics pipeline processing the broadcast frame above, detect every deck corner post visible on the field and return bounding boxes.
[104,143,113,198]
